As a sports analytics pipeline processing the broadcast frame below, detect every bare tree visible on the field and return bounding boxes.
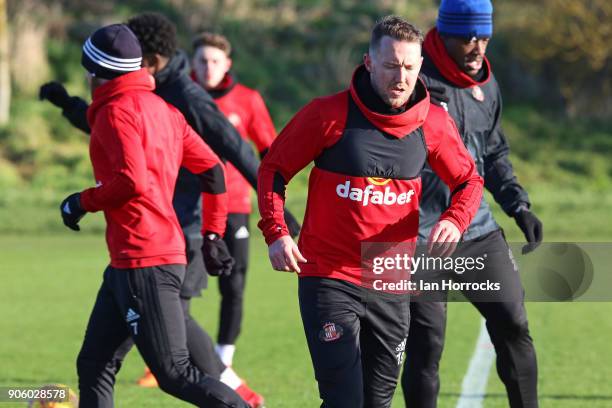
[0,0,9,125]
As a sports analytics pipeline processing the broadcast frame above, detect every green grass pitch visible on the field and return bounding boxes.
[2,182,612,407]
[1,223,612,407]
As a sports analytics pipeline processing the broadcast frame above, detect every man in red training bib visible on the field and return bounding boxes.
[257,16,484,407]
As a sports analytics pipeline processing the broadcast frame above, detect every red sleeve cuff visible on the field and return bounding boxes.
[257,218,290,245]
[438,214,464,234]
[79,188,95,212]
[202,192,228,236]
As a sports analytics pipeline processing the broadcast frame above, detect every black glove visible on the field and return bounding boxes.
[39,82,71,109]
[427,86,450,108]
[202,232,234,276]
[60,193,86,231]
[284,207,301,238]
[514,207,543,254]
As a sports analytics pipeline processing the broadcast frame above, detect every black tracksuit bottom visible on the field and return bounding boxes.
[218,213,250,345]
[299,276,411,408]
[182,235,226,378]
[401,229,538,408]
[76,264,248,408]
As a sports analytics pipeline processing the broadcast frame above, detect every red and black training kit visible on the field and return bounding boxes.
[258,65,482,286]
[314,76,428,181]
[258,65,482,408]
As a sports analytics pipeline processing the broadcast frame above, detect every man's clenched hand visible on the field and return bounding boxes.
[39,82,72,109]
[427,219,461,258]
[268,235,307,273]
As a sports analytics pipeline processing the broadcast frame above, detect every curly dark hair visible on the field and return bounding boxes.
[127,12,177,57]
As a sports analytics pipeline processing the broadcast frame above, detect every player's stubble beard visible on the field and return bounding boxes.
[369,71,413,109]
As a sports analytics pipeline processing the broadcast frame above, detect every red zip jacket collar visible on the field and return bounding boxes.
[87,68,156,126]
[190,71,236,99]
[423,28,491,89]
[349,64,430,138]
[212,73,234,91]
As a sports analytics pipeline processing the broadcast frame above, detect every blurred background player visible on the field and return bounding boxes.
[40,12,266,407]
[62,22,248,407]
[401,1,542,407]
[191,31,276,368]
[257,16,483,408]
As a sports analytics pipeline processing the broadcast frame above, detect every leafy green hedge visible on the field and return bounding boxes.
[1,1,609,234]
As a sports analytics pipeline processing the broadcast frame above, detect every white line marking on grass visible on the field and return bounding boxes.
[456,318,496,408]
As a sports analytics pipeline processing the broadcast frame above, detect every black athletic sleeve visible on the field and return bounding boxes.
[184,87,259,189]
[63,97,91,134]
[483,84,530,216]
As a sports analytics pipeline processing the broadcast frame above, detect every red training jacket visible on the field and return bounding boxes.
[258,65,483,285]
[203,73,276,214]
[81,69,228,269]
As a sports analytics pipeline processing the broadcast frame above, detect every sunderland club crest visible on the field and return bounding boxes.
[471,85,485,102]
[319,322,343,342]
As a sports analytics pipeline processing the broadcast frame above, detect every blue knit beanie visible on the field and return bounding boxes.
[437,0,493,38]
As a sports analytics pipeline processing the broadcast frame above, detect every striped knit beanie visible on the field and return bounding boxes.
[437,0,493,38]
[81,24,142,79]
